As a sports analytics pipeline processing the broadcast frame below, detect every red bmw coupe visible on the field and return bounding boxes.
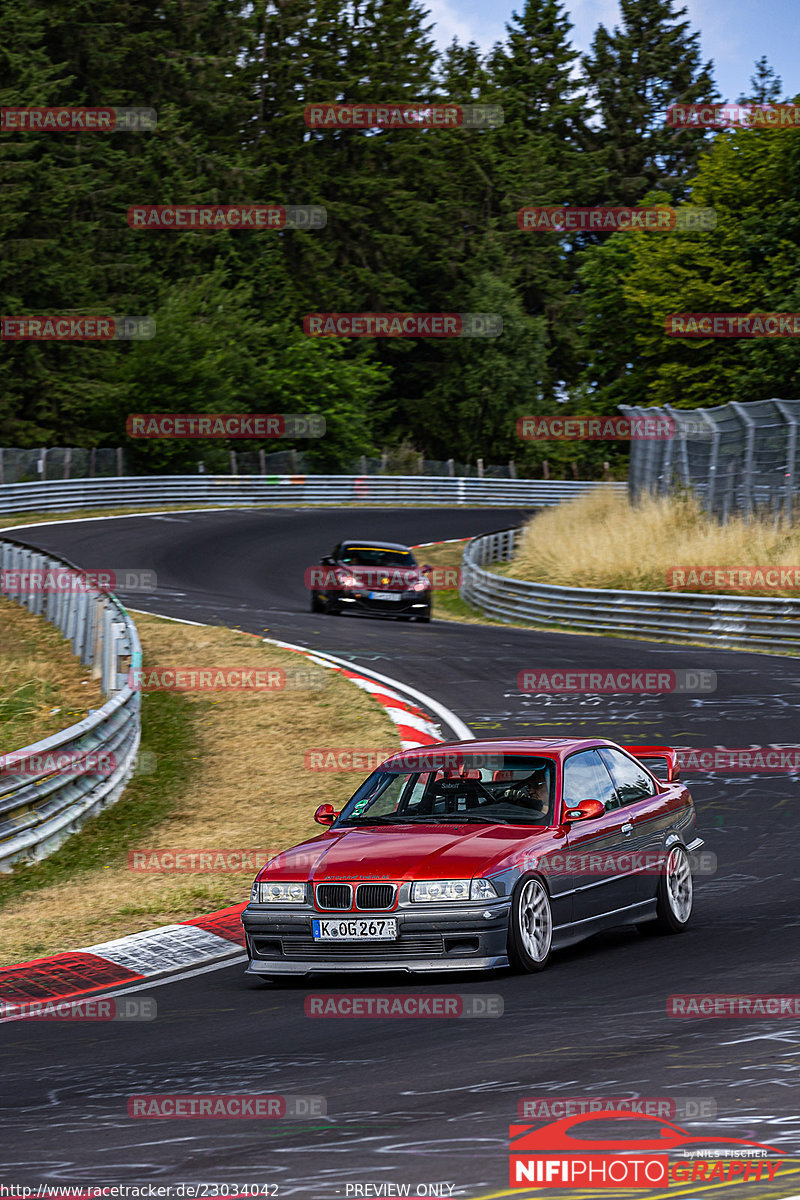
[242,737,703,978]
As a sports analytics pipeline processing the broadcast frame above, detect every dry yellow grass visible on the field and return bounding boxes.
[503,490,800,595]
[0,612,399,962]
[0,596,104,749]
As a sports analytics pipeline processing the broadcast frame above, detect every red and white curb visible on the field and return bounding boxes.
[266,639,444,748]
[0,630,470,1012]
[0,905,246,1013]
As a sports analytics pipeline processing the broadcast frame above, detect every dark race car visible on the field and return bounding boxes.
[242,737,704,978]
[308,539,431,621]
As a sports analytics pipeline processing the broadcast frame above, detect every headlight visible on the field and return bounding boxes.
[258,881,307,903]
[337,574,359,589]
[411,579,430,592]
[250,879,259,902]
[410,878,499,902]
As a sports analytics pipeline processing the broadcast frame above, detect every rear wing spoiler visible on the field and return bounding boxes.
[624,745,680,783]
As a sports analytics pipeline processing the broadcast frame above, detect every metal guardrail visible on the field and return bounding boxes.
[0,475,625,515]
[0,538,141,871]
[461,528,800,653]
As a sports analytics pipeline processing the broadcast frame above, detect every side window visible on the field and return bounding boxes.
[597,748,657,805]
[562,750,619,812]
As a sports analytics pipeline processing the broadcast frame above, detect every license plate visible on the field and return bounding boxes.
[368,591,401,601]
[312,918,398,941]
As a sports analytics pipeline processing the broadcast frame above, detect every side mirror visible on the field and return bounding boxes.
[564,798,604,822]
[321,556,334,566]
[314,803,339,827]
[422,564,433,573]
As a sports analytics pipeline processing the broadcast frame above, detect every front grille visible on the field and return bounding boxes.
[355,884,396,909]
[280,934,445,960]
[315,883,352,909]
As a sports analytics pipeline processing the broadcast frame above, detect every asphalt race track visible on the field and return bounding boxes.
[2,507,800,1199]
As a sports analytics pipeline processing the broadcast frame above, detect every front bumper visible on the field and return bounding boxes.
[241,901,510,976]
[328,590,430,617]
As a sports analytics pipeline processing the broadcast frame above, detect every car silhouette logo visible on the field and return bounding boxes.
[510,1111,781,1155]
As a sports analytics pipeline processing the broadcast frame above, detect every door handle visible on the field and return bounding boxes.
[622,822,633,836]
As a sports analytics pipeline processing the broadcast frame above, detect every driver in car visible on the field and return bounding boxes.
[509,769,550,818]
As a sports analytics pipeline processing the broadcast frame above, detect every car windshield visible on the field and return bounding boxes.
[340,546,416,568]
[336,754,557,826]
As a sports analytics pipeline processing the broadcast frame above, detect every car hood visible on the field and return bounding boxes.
[258,823,556,881]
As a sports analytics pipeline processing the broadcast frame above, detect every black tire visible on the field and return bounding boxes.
[324,597,340,615]
[417,608,431,623]
[507,875,553,973]
[639,844,693,935]
[310,592,324,613]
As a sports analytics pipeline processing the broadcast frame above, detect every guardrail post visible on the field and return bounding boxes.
[643,407,663,496]
[661,404,680,494]
[730,402,755,517]
[621,405,651,499]
[775,400,798,521]
[698,410,720,515]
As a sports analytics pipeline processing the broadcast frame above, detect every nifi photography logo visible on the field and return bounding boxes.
[509,1111,783,1188]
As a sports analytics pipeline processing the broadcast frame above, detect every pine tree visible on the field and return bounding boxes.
[581,0,719,205]
[737,56,783,105]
